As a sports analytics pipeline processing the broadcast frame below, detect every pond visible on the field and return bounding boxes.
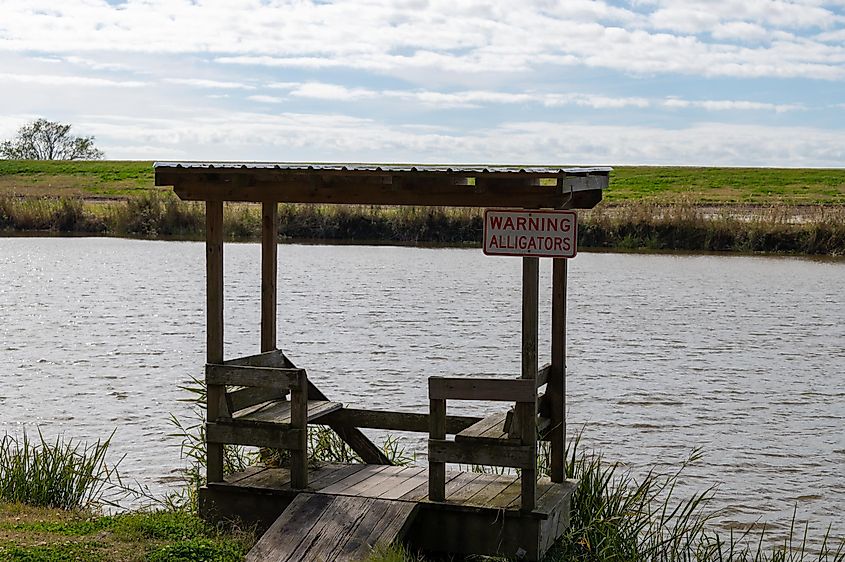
[1,237,842,542]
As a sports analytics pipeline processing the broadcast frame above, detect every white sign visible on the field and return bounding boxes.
[483,209,577,258]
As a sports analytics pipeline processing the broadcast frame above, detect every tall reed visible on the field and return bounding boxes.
[0,429,121,510]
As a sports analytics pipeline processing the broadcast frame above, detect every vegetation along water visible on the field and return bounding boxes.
[1,160,843,255]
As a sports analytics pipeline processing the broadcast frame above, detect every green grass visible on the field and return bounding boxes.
[1,160,844,204]
[0,504,253,562]
[0,431,120,510]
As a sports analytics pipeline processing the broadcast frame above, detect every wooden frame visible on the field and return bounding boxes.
[155,161,598,560]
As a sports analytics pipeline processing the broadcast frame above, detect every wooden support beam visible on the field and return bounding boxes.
[428,398,446,502]
[550,259,567,483]
[261,202,277,353]
[429,377,536,402]
[520,256,539,511]
[290,376,308,489]
[319,408,481,435]
[206,423,303,450]
[205,365,304,388]
[206,200,225,483]
[427,439,535,470]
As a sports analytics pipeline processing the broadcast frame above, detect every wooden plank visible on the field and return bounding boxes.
[232,467,292,490]
[377,468,428,500]
[549,258,567,483]
[261,202,277,353]
[429,377,535,402]
[428,439,535,470]
[160,169,606,209]
[206,199,224,483]
[320,465,393,495]
[226,386,287,414]
[296,495,373,562]
[223,349,288,368]
[335,465,398,496]
[455,411,521,445]
[206,422,304,450]
[355,466,425,498]
[290,380,308,489]
[402,470,461,502]
[309,464,368,490]
[464,473,517,507]
[245,493,333,562]
[338,498,418,561]
[446,473,501,504]
[536,363,552,388]
[521,256,539,511]
[319,408,481,435]
[206,364,303,388]
[233,400,341,425]
[456,411,505,440]
[488,478,523,509]
[428,397,446,502]
[223,464,268,485]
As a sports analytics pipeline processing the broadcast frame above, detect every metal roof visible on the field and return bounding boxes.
[153,162,612,175]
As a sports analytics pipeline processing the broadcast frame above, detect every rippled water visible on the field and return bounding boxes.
[1,238,843,541]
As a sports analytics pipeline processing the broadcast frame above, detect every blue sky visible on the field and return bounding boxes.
[1,0,844,166]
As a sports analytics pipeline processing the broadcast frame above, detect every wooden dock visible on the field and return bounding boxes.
[202,463,577,561]
[155,163,608,561]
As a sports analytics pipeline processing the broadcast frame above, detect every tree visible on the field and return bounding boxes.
[1,118,104,160]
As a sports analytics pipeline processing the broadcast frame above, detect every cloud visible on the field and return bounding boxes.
[663,98,804,113]
[1,0,844,80]
[246,95,286,103]
[164,78,255,90]
[0,72,146,88]
[82,110,845,167]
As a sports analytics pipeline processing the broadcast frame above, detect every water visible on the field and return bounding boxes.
[1,238,843,541]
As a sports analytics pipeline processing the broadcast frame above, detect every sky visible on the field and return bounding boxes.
[1,0,844,166]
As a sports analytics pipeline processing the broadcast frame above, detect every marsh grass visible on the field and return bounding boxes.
[0,430,121,510]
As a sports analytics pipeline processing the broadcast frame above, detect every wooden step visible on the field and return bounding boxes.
[232,399,342,426]
[455,411,519,444]
[246,492,418,562]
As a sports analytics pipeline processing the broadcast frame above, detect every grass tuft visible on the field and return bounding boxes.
[0,430,121,510]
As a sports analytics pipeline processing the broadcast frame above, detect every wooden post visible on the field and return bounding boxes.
[428,397,446,501]
[206,200,225,483]
[261,202,277,353]
[550,259,567,482]
[290,371,308,489]
[520,256,538,511]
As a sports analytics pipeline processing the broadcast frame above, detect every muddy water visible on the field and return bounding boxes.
[1,238,842,540]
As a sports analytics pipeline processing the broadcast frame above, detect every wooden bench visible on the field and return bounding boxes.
[205,362,341,489]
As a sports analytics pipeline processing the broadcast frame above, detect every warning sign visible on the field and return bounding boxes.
[483,209,577,258]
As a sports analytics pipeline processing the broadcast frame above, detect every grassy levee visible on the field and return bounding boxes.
[1,160,845,254]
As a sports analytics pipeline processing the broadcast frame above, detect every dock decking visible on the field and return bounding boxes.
[201,463,577,561]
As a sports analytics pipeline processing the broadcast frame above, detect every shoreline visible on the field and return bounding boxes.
[2,194,844,256]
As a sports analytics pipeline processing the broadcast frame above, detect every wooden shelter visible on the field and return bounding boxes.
[155,162,610,561]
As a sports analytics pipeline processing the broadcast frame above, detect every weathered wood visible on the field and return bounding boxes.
[429,377,536,402]
[320,465,392,495]
[290,382,308,489]
[337,497,418,560]
[520,256,539,511]
[226,386,288,414]
[549,258,567,482]
[428,439,535,470]
[261,202,277,353]
[206,364,304,388]
[428,398,446,502]
[536,363,552,388]
[157,167,607,209]
[206,200,224,483]
[206,422,304,450]
[455,411,520,445]
[223,349,288,368]
[245,493,332,562]
[233,399,341,426]
[319,408,481,434]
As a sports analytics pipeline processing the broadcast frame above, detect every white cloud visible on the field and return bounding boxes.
[164,78,255,90]
[0,72,147,88]
[1,0,843,80]
[81,110,845,167]
[247,95,286,103]
[663,98,804,112]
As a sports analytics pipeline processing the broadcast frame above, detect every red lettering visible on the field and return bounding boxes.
[516,217,526,230]
[504,217,515,230]
[554,237,563,251]
[528,217,540,230]
[490,215,503,229]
